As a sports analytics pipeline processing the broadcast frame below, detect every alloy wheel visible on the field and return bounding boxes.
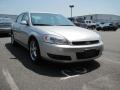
[29,40,38,61]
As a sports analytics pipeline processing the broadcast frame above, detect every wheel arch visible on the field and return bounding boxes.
[28,32,43,50]
[28,35,38,45]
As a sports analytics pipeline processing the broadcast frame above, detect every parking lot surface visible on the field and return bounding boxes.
[0,29,120,90]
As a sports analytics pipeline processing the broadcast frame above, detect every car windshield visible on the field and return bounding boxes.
[31,13,74,26]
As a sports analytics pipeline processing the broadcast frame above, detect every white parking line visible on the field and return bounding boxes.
[60,70,80,80]
[60,75,80,80]
[61,70,69,77]
[2,68,19,90]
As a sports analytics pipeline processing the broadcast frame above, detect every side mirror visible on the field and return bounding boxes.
[20,20,28,25]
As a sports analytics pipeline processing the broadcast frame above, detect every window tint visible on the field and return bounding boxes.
[22,14,29,22]
[16,14,24,23]
[86,21,88,23]
[89,21,91,23]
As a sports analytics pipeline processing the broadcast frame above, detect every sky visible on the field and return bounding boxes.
[0,0,120,17]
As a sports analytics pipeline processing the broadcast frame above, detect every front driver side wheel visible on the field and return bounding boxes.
[29,38,42,64]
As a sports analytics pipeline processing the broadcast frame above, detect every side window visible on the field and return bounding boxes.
[22,14,29,22]
[16,14,24,23]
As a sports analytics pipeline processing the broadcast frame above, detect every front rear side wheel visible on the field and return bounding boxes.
[11,30,17,46]
[29,38,42,64]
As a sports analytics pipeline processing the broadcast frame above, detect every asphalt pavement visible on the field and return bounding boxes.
[0,29,120,90]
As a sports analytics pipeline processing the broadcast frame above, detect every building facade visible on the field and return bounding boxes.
[75,14,120,24]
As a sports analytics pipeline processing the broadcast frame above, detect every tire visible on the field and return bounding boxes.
[113,27,117,31]
[96,27,101,31]
[11,30,17,46]
[97,28,100,31]
[29,38,42,64]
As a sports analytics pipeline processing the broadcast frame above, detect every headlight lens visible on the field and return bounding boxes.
[43,34,69,45]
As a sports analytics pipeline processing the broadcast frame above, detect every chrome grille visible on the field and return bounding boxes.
[72,40,99,45]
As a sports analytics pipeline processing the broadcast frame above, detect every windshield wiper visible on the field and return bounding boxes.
[33,24,53,26]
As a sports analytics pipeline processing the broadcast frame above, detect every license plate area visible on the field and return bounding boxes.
[76,49,100,59]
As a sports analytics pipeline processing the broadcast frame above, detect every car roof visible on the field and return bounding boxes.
[23,12,60,15]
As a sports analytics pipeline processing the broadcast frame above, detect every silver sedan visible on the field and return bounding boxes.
[11,12,103,64]
[0,18,13,34]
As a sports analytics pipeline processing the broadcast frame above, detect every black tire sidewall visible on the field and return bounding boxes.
[29,38,41,64]
[11,30,16,45]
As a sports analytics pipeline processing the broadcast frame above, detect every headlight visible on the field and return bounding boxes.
[43,34,69,45]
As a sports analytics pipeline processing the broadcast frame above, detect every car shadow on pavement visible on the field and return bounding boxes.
[5,43,100,77]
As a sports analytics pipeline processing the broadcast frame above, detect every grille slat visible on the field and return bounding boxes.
[72,40,99,45]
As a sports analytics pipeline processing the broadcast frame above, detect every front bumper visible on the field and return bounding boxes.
[40,41,103,63]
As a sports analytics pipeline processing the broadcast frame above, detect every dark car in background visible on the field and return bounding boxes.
[0,18,13,34]
[96,22,118,31]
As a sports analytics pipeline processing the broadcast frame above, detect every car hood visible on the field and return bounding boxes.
[35,26,100,42]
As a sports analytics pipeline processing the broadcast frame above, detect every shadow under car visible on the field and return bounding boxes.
[5,43,100,77]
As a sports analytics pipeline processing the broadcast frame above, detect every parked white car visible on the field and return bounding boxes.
[84,20,96,29]
[11,12,103,64]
